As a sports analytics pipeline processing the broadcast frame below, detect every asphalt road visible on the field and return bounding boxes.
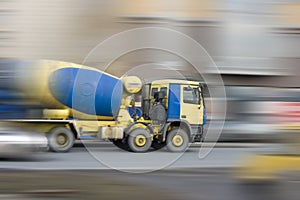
[103,168,300,200]
[0,143,299,200]
[0,168,299,200]
[0,142,281,171]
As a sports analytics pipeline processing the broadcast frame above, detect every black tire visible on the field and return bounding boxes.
[111,139,130,151]
[128,128,152,152]
[151,139,166,150]
[47,127,75,152]
[166,128,189,152]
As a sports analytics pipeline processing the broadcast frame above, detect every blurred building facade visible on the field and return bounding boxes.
[1,0,300,139]
[1,0,300,86]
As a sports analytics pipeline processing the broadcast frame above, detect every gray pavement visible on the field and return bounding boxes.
[0,143,298,200]
[0,143,281,171]
[1,168,299,200]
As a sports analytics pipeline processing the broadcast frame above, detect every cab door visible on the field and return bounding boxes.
[180,85,203,125]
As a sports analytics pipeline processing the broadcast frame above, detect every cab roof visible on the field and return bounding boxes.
[150,79,200,86]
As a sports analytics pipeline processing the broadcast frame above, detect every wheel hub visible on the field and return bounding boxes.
[135,135,147,147]
[172,135,183,147]
[57,134,69,146]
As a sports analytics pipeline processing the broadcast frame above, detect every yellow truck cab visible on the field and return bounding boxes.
[137,79,206,152]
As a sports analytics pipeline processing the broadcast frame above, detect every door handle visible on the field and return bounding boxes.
[181,115,186,118]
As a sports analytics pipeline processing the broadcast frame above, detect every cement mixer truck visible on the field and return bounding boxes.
[0,60,206,153]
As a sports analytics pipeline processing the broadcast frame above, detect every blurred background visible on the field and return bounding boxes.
[1,0,300,140]
[1,0,300,199]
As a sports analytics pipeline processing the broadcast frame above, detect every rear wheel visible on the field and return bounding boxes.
[166,128,189,152]
[47,127,75,152]
[128,128,152,152]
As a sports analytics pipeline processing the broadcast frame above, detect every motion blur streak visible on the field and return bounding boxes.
[0,0,300,199]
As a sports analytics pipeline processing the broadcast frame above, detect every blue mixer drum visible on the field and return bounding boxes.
[2,60,124,119]
[48,67,123,117]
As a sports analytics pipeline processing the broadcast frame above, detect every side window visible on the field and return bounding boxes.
[160,87,167,97]
[183,87,200,104]
[151,88,158,96]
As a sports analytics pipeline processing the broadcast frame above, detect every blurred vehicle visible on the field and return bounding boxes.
[235,102,300,182]
[211,86,300,142]
[0,128,48,157]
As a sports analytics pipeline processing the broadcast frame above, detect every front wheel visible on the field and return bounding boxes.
[47,127,75,152]
[128,128,152,152]
[166,128,189,152]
